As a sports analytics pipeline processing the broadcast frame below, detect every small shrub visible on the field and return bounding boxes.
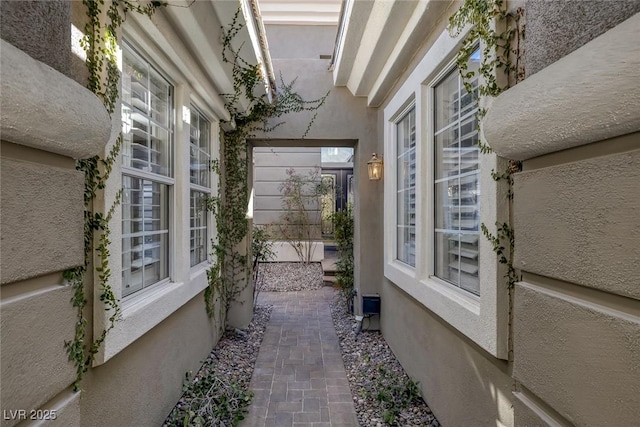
[276,167,330,264]
[165,371,253,427]
[366,364,423,426]
[332,205,354,308]
[252,225,274,307]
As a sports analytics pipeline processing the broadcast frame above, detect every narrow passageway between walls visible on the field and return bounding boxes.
[240,288,359,427]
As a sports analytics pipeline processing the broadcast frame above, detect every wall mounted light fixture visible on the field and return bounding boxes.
[367,153,383,181]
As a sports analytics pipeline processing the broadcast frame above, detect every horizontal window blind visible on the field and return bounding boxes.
[397,107,416,267]
[121,42,173,297]
[434,48,481,295]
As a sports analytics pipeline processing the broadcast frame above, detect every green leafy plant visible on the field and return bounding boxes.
[64,0,166,391]
[331,205,354,308]
[275,167,331,264]
[448,0,524,99]
[205,9,329,324]
[491,158,523,199]
[448,0,524,291]
[366,365,423,426]
[165,372,253,427]
[481,221,520,288]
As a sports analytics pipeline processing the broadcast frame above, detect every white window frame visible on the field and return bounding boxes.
[394,104,417,267]
[383,27,509,359]
[92,24,221,365]
[432,56,481,296]
[120,40,174,299]
[188,105,212,267]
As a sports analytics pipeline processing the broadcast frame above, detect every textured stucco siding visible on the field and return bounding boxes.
[524,1,640,76]
[0,155,84,284]
[0,0,71,76]
[513,147,640,300]
[0,284,77,427]
[483,12,640,161]
[513,282,640,426]
[79,294,217,427]
[381,281,514,427]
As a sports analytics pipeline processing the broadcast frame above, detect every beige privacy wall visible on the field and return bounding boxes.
[514,148,640,300]
[0,3,224,425]
[484,9,640,425]
[510,136,640,426]
[0,14,111,424]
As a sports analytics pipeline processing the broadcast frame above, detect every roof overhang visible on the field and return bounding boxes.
[332,0,453,107]
[127,0,275,117]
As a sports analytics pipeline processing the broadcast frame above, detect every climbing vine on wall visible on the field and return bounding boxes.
[448,0,524,99]
[448,0,524,289]
[205,9,329,325]
[64,0,166,391]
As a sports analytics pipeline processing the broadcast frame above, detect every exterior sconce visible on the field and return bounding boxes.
[367,153,383,181]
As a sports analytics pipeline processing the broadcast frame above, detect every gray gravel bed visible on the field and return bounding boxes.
[163,305,272,426]
[331,298,441,427]
[257,261,324,292]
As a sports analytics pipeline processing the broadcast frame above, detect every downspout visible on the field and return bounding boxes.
[329,0,349,72]
[243,0,277,100]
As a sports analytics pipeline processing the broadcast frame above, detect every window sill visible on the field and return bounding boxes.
[190,261,211,280]
[93,268,209,366]
[385,258,506,359]
[385,261,480,324]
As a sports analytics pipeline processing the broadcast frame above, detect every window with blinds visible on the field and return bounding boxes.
[189,106,211,266]
[121,42,173,297]
[397,107,416,267]
[433,48,481,295]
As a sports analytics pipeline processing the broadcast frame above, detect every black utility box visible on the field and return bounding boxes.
[362,294,381,315]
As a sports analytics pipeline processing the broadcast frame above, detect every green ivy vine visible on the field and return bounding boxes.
[64,0,166,391]
[448,0,524,99]
[204,9,329,325]
[448,0,524,289]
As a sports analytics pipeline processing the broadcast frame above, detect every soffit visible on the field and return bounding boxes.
[333,0,453,108]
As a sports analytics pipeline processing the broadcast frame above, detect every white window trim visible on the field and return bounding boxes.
[189,104,214,268]
[92,24,221,366]
[383,26,509,359]
[392,102,417,268]
[120,40,175,298]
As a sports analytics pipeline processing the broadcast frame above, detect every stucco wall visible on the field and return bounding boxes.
[509,135,640,425]
[0,4,231,426]
[79,293,217,426]
[0,0,71,77]
[524,0,640,76]
[265,24,336,59]
[0,274,77,427]
[381,281,514,427]
[361,3,640,427]
[0,31,110,426]
[484,8,640,423]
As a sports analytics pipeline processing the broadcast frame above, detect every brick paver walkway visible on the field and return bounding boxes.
[240,288,359,426]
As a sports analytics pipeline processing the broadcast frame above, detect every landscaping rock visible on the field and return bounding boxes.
[257,261,323,292]
[163,305,272,426]
[331,298,441,427]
